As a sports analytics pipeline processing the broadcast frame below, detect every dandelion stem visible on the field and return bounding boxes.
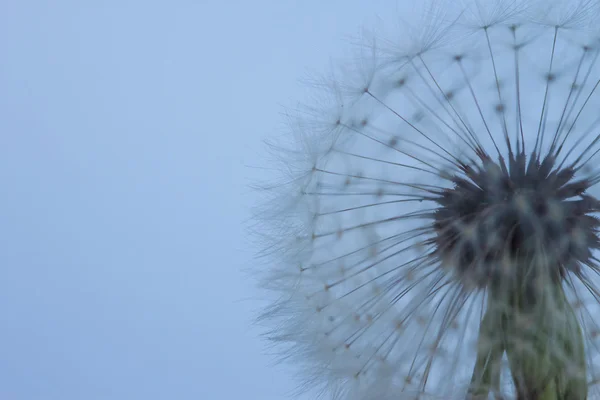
[468,303,504,398]
[470,269,587,399]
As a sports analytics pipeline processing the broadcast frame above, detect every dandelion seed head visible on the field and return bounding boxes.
[252,0,600,398]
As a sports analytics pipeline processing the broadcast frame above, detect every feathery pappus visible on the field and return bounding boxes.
[252,1,600,398]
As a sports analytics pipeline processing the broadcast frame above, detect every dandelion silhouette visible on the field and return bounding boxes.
[253,0,600,398]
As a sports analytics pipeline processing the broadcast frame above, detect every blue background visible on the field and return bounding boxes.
[0,1,398,399]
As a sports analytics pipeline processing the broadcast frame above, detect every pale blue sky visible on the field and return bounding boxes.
[0,1,399,399]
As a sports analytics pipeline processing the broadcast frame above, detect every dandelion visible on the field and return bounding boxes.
[253,0,600,398]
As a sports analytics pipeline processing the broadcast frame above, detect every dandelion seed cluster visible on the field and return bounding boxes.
[254,1,600,398]
[433,150,600,292]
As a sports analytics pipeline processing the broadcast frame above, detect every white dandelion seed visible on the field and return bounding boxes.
[252,0,600,398]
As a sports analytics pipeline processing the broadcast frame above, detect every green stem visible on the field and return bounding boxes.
[468,303,504,398]
[469,274,587,399]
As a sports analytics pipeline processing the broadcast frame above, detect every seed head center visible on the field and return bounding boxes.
[432,151,600,289]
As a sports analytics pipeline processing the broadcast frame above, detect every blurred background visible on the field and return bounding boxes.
[0,0,400,398]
